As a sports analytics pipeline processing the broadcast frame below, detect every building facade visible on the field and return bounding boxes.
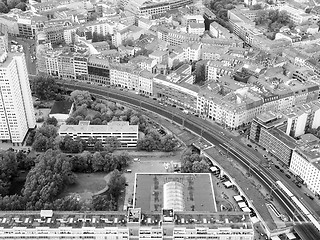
[59,121,139,148]
[0,51,36,145]
[290,140,320,195]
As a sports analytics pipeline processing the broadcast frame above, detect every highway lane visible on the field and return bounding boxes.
[59,82,313,222]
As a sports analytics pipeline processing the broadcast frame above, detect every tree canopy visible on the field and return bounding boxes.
[181,150,210,173]
[32,75,58,100]
[23,149,76,210]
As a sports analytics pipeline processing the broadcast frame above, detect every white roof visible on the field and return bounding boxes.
[40,210,53,218]
[286,233,296,239]
[59,121,138,134]
[238,201,247,208]
[163,181,185,212]
[241,207,251,213]
[233,195,243,202]
[271,236,281,240]
[223,181,233,188]
[210,166,218,171]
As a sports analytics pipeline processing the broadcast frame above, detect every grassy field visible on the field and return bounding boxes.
[60,172,108,200]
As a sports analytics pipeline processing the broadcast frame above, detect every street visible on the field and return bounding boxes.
[10,36,37,75]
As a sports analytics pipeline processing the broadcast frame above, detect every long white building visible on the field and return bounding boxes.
[0,51,36,145]
[290,135,320,195]
[59,121,138,148]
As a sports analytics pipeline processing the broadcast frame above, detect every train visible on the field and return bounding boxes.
[276,180,320,231]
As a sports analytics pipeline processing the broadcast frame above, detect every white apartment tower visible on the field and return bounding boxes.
[0,51,36,145]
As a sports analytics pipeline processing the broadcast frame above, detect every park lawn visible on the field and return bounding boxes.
[60,172,108,201]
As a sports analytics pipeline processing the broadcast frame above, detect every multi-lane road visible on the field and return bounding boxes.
[58,81,320,231]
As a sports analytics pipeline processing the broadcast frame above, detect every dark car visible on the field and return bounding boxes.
[275,165,280,169]
[247,144,252,148]
[285,174,291,179]
[280,169,284,173]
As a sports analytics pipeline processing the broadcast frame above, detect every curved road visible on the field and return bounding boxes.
[58,81,319,226]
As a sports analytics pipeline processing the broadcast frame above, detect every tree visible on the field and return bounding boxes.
[94,140,104,151]
[15,1,26,10]
[0,1,8,13]
[7,0,20,9]
[92,152,105,172]
[113,151,131,171]
[108,169,126,200]
[105,137,120,152]
[130,115,140,125]
[46,116,58,126]
[23,149,76,210]
[181,151,209,173]
[194,63,206,85]
[32,75,58,100]
[70,90,93,107]
[32,125,58,151]
[92,194,116,211]
[52,194,82,211]
[161,135,178,152]
[32,134,49,152]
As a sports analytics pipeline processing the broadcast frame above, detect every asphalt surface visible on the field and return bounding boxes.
[58,81,320,230]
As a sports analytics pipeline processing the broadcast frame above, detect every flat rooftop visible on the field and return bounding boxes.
[134,173,216,213]
[59,121,138,134]
[0,211,252,231]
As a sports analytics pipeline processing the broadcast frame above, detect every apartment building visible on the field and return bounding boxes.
[227,9,264,47]
[157,27,201,47]
[187,22,205,35]
[73,54,88,81]
[0,51,36,145]
[17,13,46,39]
[209,22,232,39]
[206,60,235,81]
[129,55,157,73]
[45,51,59,76]
[59,121,138,148]
[198,67,319,129]
[279,5,313,25]
[87,55,110,85]
[249,112,296,166]
[63,27,77,44]
[110,63,154,95]
[113,25,145,47]
[181,15,204,26]
[43,25,65,45]
[57,52,75,79]
[290,135,320,195]
[125,0,193,16]
[153,73,199,111]
[282,101,320,137]
[181,42,202,61]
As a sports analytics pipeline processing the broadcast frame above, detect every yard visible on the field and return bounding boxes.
[59,172,109,201]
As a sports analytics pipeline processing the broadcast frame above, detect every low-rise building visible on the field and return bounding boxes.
[59,121,139,148]
[49,100,74,124]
